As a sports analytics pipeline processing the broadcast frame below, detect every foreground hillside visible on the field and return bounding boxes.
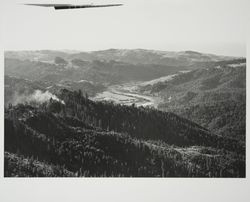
[5,89,245,177]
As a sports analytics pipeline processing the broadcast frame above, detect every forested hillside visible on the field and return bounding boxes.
[4,89,245,177]
[139,59,246,140]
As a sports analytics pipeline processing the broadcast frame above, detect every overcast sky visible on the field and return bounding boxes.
[0,0,248,56]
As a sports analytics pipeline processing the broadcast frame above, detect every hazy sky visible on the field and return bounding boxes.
[0,0,248,56]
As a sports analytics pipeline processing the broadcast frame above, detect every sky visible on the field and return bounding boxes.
[0,0,249,56]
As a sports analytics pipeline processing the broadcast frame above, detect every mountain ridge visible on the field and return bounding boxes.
[138,60,246,141]
[4,89,245,177]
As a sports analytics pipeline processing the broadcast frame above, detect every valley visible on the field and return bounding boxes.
[93,82,161,107]
[92,71,191,107]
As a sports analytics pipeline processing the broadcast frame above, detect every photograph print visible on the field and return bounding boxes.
[3,0,246,177]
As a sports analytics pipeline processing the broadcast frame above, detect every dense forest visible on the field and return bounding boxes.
[4,89,245,177]
[140,60,246,140]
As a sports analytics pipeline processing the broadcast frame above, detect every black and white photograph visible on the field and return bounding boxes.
[1,0,248,179]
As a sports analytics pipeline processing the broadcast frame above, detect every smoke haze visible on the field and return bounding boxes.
[12,90,64,105]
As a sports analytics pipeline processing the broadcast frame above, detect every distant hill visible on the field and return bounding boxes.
[5,75,46,106]
[5,49,241,87]
[4,75,105,105]
[5,49,238,67]
[4,57,188,85]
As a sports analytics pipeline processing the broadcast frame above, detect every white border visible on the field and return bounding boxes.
[0,3,249,202]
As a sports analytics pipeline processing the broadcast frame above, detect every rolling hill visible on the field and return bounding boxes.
[5,49,238,66]
[4,89,245,177]
[139,59,246,141]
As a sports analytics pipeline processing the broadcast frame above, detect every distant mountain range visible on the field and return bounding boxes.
[4,57,187,85]
[5,49,242,92]
[6,49,238,66]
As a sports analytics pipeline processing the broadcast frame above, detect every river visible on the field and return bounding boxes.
[92,82,161,107]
